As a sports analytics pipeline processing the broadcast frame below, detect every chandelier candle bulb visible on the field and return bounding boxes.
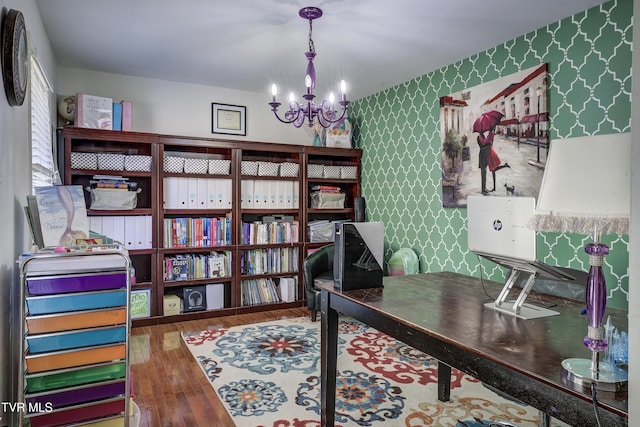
[271,84,277,102]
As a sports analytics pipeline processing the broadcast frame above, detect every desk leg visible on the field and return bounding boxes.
[321,290,338,427]
[438,362,451,402]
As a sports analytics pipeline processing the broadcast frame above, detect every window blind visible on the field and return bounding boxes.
[30,55,54,192]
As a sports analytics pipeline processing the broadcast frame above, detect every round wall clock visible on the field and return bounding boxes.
[2,9,28,106]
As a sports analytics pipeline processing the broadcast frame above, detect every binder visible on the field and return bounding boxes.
[215,179,225,209]
[277,181,287,209]
[89,217,103,234]
[124,216,136,249]
[241,180,253,208]
[222,179,232,209]
[145,215,153,248]
[206,179,217,209]
[253,180,262,210]
[293,183,300,208]
[268,181,278,209]
[134,216,147,249]
[284,181,294,209]
[163,177,179,209]
[101,216,115,241]
[187,178,199,209]
[112,216,125,246]
[177,178,189,209]
[197,179,208,209]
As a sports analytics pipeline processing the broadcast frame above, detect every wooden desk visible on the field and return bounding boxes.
[319,272,628,427]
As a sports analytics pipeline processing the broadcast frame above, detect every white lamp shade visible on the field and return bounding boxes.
[531,132,631,235]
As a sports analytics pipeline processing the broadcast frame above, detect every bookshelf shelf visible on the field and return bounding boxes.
[61,127,361,325]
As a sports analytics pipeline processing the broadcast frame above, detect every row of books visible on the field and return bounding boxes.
[163,216,232,248]
[163,251,231,282]
[240,220,299,245]
[240,278,280,306]
[76,93,132,131]
[240,247,299,276]
[311,185,342,193]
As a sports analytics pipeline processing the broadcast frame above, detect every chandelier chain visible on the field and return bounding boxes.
[308,18,315,54]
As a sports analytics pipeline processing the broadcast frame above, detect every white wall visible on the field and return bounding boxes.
[0,1,57,425]
[56,67,314,145]
[629,0,639,422]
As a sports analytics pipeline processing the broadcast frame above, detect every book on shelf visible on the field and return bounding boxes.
[112,102,122,131]
[310,185,342,193]
[34,185,90,247]
[76,93,113,129]
[121,100,132,131]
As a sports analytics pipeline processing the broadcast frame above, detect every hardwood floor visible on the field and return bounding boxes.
[129,307,310,427]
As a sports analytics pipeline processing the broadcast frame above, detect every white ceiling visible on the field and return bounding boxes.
[36,0,607,101]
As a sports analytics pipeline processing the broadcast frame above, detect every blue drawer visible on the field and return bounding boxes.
[26,290,127,315]
[27,272,127,296]
[27,326,127,354]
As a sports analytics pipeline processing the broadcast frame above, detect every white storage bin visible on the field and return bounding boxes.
[70,152,97,170]
[87,187,142,210]
[307,164,324,178]
[257,161,279,177]
[208,159,231,175]
[340,166,357,179]
[184,158,209,174]
[97,153,125,171]
[279,162,299,177]
[164,156,184,173]
[124,155,152,172]
[241,161,259,176]
[323,165,341,179]
[309,192,345,208]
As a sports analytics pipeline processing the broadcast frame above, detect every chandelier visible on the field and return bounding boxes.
[269,6,350,128]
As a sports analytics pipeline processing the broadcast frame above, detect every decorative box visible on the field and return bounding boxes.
[164,156,184,173]
[124,155,152,172]
[241,161,259,176]
[323,165,341,179]
[309,192,345,208]
[279,162,299,177]
[340,166,357,179]
[97,153,125,171]
[183,286,207,312]
[70,152,97,170]
[307,164,324,178]
[87,187,141,210]
[208,159,231,175]
[184,158,209,174]
[257,161,279,177]
[163,294,182,316]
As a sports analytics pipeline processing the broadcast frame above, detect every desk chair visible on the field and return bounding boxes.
[303,244,334,322]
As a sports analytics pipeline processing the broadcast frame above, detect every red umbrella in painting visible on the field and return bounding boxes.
[473,110,504,133]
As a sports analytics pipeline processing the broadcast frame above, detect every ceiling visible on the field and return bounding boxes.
[36,0,607,101]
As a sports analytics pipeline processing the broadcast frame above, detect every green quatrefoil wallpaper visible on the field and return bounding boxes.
[350,0,632,310]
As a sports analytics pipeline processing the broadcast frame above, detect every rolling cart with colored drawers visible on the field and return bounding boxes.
[12,247,132,427]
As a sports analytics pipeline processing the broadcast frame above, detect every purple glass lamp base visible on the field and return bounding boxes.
[562,240,627,391]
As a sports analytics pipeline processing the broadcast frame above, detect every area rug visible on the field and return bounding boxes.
[183,316,565,427]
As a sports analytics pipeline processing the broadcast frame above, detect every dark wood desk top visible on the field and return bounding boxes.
[319,271,628,419]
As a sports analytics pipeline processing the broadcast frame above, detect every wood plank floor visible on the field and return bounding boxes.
[129,307,310,427]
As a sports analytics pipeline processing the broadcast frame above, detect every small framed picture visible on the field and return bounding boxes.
[212,103,246,135]
[130,288,151,319]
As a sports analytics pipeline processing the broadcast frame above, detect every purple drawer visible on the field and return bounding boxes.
[27,272,127,296]
[25,380,125,409]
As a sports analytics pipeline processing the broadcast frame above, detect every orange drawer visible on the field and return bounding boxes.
[26,308,127,334]
[26,344,126,373]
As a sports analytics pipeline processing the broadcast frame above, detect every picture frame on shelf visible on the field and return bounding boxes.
[212,103,246,135]
[130,288,151,319]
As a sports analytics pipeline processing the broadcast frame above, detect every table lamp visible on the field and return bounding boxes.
[529,132,630,391]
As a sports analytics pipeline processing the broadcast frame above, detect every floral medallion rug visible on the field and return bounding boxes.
[183,316,565,427]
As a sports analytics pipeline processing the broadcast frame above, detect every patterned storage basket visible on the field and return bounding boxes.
[70,152,97,170]
[87,187,142,210]
[279,162,299,177]
[241,161,259,176]
[97,153,125,171]
[164,156,184,173]
[323,165,341,179]
[124,155,152,172]
[340,166,357,179]
[208,159,231,175]
[307,164,324,178]
[257,161,279,177]
[184,158,209,174]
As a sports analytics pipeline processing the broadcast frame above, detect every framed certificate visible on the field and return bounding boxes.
[212,103,246,135]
